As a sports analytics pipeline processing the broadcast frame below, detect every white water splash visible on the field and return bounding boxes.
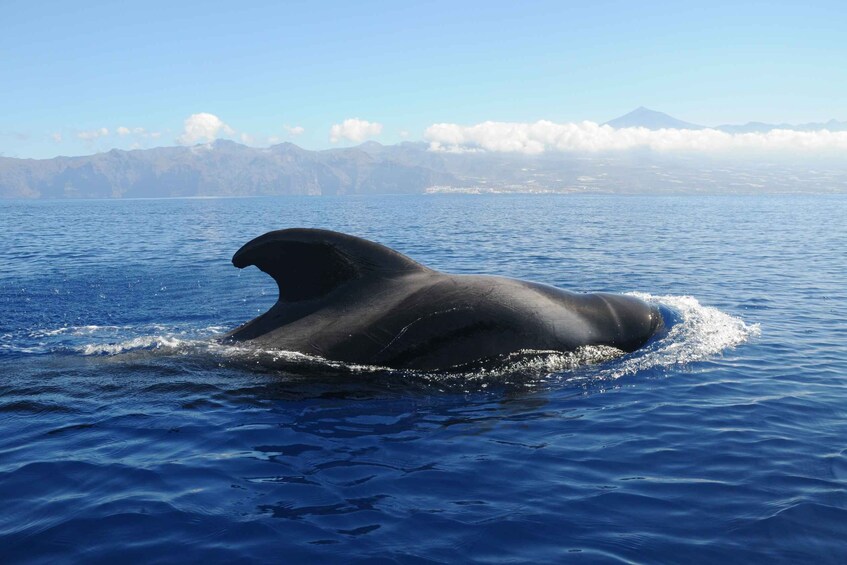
[202,341,388,373]
[443,346,626,383]
[601,293,761,379]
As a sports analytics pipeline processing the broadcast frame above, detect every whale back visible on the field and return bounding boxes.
[232,228,430,302]
[226,229,664,368]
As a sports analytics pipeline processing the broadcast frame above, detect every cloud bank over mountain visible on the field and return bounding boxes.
[424,120,847,155]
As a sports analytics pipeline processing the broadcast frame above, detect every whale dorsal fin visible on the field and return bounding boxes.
[232,228,430,302]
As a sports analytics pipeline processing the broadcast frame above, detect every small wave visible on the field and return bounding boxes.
[80,335,189,356]
[1,324,229,356]
[30,325,125,338]
[75,325,229,356]
[72,334,386,376]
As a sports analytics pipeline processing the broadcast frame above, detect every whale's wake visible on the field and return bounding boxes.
[3,294,760,388]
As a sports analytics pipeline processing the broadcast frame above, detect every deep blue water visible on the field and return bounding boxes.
[1,194,845,564]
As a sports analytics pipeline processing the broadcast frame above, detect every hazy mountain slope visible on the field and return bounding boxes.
[0,141,457,199]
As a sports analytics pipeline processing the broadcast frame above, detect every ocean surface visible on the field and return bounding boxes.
[1,194,845,563]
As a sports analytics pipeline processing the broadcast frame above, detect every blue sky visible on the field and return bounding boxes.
[2,0,845,158]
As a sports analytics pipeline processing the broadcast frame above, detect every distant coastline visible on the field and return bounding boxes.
[2,139,846,199]
[3,107,847,199]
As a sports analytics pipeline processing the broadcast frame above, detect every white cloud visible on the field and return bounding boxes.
[77,127,109,140]
[329,118,383,143]
[240,132,255,145]
[424,120,847,155]
[117,126,146,136]
[285,124,305,136]
[177,113,234,145]
[51,132,62,143]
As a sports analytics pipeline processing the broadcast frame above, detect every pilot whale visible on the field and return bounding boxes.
[224,228,664,370]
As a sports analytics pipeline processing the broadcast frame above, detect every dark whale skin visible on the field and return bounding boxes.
[225,228,664,370]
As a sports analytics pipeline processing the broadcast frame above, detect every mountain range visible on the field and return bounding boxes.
[2,109,845,199]
[0,140,456,199]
